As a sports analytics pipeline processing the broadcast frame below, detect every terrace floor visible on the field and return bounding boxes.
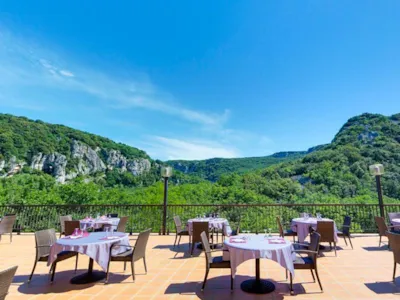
[0,233,399,300]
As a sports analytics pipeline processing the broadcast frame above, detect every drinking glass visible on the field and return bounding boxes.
[264,229,267,237]
[268,228,272,238]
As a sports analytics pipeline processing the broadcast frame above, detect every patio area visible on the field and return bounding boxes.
[1,233,399,300]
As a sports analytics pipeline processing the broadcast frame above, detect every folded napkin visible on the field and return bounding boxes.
[229,237,246,243]
[267,238,286,244]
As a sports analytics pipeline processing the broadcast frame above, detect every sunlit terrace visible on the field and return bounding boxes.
[1,232,399,300]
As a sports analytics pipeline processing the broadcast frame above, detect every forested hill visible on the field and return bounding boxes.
[167,151,307,182]
[0,114,156,184]
[216,112,400,203]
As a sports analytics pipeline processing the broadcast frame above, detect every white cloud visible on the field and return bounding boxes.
[141,136,239,160]
[59,70,74,77]
[0,28,228,127]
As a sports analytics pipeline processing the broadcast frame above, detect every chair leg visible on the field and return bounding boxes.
[191,242,195,256]
[393,261,397,282]
[329,242,332,250]
[334,242,337,256]
[177,235,182,247]
[10,232,12,243]
[28,260,38,283]
[348,235,353,249]
[50,263,57,283]
[285,269,288,280]
[315,268,323,292]
[201,268,210,291]
[75,254,79,273]
[310,269,316,282]
[105,258,111,284]
[343,236,348,246]
[124,261,127,271]
[230,268,234,291]
[289,272,294,294]
[131,262,135,282]
[173,234,178,248]
[143,256,147,274]
[379,235,382,247]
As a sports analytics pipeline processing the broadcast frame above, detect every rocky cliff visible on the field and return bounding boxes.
[0,140,152,183]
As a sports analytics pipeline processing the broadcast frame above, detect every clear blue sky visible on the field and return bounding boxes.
[1,1,399,160]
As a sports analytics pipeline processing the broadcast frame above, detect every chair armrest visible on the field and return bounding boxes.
[342,225,351,228]
[110,243,134,251]
[292,242,309,247]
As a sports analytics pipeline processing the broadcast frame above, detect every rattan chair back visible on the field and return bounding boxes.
[388,213,400,222]
[35,229,57,259]
[276,217,285,237]
[200,231,212,264]
[173,216,184,233]
[117,216,129,232]
[387,231,400,264]
[316,221,335,243]
[64,221,80,236]
[0,215,16,234]
[133,228,151,261]
[0,265,18,300]
[192,222,209,244]
[375,216,388,236]
[59,215,72,235]
[342,216,352,235]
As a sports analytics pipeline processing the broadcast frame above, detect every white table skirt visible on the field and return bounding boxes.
[224,235,295,278]
[291,217,339,243]
[187,218,229,236]
[80,217,120,231]
[48,232,129,271]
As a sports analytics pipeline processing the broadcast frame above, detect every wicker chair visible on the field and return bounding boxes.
[200,231,232,291]
[337,216,353,249]
[277,217,297,242]
[223,223,240,237]
[0,265,18,300]
[59,215,72,238]
[290,232,322,294]
[375,216,396,247]
[64,220,81,236]
[173,216,189,248]
[107,213,118,218]
[28,229,78,283]
[105,228,151,283]
[117,216,129,232]
[316,221,337,256]
[191,222,209,256]
[0,215,17,243]
[387,231,400,282]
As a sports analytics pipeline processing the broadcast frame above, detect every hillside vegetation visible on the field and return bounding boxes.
[0,112,399,208]
[167,151,306,182]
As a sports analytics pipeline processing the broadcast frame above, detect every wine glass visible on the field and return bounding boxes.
[264,229,267,237]
[268,228,272,238]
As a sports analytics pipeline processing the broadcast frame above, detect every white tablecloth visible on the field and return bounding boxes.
[291,217,338,243]
[187,218,229,236]
[224,235,295,277]
[392,218,400,229]
[48,232,129,271]
[80,217,120,231]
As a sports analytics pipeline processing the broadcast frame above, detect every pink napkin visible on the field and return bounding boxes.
[62,230,89,239]
[267,238,286,244]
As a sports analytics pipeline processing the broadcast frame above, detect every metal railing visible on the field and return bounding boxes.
[1,203,399,234]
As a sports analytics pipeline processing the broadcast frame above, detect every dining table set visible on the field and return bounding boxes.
[187,213,339,294]
[48,229,128,284]
[79,215,120,231]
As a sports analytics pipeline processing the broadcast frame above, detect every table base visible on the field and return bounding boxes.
[241,279,276,294]
[70,271,106,284]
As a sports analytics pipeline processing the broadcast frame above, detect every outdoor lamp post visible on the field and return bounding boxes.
[161,166,173,235]
[369,164,385,218]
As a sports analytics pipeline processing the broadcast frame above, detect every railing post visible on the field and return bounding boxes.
[162,177,168,235]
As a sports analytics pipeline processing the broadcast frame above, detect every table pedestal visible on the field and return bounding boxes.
[70,258,106,284]
[240,258,276,294]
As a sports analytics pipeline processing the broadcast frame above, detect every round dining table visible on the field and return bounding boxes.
[187,217,229,236]
[291,217,339,243]
[392,218,400,229]
[224,235,294,294]
[48,231,129,284]
[80,217,120,231]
